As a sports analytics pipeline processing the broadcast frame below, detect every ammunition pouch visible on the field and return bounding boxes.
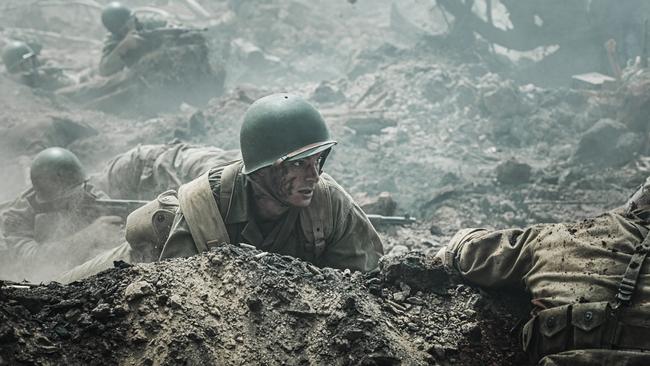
[126,190,178,259]
[522,302,650,362]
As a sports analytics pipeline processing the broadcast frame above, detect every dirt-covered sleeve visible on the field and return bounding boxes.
[445,225,540,289]
[158,211,199,260]
[318,179,384,273]
[1,193,40,260]
[99,33,126,77]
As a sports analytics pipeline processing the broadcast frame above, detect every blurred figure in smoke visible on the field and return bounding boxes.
[1,148,123,282]
[98,2,168,77]
[57,1,223,116]
[1,40,75,91]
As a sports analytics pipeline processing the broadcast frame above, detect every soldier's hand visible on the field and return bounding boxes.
[91,215,124,228]
[117,33,146,55]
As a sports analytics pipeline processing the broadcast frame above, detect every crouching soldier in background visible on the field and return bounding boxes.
[97,1,170,77]
[59,1,224,115]
[2,40,75,92]
[1,148,123,282]
[436,179,650,365]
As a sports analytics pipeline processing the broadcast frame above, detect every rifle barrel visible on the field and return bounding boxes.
[367,214,417,225]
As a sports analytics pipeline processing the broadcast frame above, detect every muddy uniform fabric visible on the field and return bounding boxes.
[1,185,122,282]
[160,161,383,273]
[443,211,650,365]
[92,143,240,200]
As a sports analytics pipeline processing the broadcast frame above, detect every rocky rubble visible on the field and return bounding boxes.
[0,245,527,365]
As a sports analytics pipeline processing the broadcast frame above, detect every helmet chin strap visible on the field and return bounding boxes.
[318,148,331,174]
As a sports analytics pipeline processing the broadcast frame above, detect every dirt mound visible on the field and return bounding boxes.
[0,245,527,365]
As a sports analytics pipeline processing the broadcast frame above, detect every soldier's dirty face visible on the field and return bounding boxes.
[35,181,85,205]
[270,152,323,207]
[13,54,37,74]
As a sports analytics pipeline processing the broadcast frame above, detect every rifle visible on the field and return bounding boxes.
[123,26,208,60]
[0,279,40,288]
[136,27,208,41]
[366,214,416,226]
[78,198,149,220]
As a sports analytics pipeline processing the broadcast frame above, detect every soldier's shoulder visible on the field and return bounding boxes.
[317,173,356,208]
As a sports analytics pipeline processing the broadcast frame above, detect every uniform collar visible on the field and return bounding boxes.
[223,166,303,247]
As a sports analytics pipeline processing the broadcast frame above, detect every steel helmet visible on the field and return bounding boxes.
[240,93,337,174]
[101,2,133,34]
[2,41,35,73]
[30,147,87,202]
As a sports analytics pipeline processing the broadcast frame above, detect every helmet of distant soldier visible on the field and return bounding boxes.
[2,41,35,74]
[30,147,87,202]
[240,93,337,174]
[101,2,133,34]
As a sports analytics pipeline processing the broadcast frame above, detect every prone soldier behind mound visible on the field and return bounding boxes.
[91,142,240,201]
[2,40,75,92]
[58,95,384,283]
[436,178,650,365]
[152,93,384,272]
[1,148,124,282]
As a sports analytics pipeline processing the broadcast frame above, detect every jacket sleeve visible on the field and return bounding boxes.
[1,194,40,260]
[98,34,126,77]
[444,225,541,289]
[319,183,384,273]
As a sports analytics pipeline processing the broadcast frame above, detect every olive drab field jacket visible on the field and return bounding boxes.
[443,211,650,365]
[158,160,383,272]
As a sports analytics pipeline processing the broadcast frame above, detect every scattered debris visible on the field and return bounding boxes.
[573,119,642,167]
[496,159,532,185]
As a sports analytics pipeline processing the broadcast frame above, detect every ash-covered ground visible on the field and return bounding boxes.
[1,246,527,365]
[1,0,649,364]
